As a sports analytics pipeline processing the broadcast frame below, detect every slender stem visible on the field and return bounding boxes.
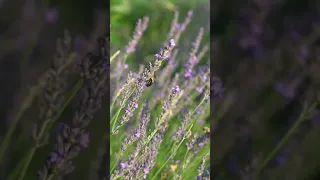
[111,108,123,132]
[181,149,190,172]
[0,85,40,166]
[12,80,82,180]
[7,154,28,180]
[111,152,123,173]
[151,139,185,180]
[110,50,121,63]
[115,54,128,84]
[254,102,318,176]
[110,97,117,115]
[185,146,209,172]
[17,148,36,180]
[111,87,136,132]
[151,124,194,179]
[191,95,206,116]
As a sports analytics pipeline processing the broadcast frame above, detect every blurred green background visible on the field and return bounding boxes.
[111,0,208,46]
[110,0,209,70]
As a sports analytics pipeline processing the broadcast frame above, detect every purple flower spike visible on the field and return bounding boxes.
[154,53,160,58]
[79,132,89,148]
[169,39,176,48]
[56,123,65,133]
[120,162,128,169]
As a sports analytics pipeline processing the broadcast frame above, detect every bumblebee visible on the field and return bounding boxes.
[169,164,178,173]
[145,73,156,87]
[160,171,168,180]
[203,127,210,136]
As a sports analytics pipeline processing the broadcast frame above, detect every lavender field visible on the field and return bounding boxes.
[110,0,210,179]
[0,0,319,179]
[210,0,320,179]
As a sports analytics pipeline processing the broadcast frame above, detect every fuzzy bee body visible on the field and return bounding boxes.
[145,78,154,87]
[203,127,210,136]
[145,73,156,87]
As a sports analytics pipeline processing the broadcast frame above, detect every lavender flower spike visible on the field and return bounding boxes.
[38,35,109,180]
[126,16,149,54]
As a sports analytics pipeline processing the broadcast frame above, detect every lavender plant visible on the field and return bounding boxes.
[210,0,320,179]
[37,35,109,180]
[110,7,210,180]
[0,1,111,179]
[3,34,109,180]
[0,14,109,180]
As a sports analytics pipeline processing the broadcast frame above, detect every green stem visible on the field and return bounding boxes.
[150,124,194,179]
[12,80,82,180]
[110,97,117,115]
[7,153,28,180]
[110,50,121,63]
[191,95,206,116]
[17,148,36,180]
[0,85,41,166]
[185,146,209,172]
[111,108,123,132]
[151,139,185,180]
[115,54,128,84]
[181,149,190,171]
[111,87,136,132]
[111,152,123,173]
[254,102,318,176]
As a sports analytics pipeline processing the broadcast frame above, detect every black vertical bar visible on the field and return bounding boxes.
[95,0,110,179]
